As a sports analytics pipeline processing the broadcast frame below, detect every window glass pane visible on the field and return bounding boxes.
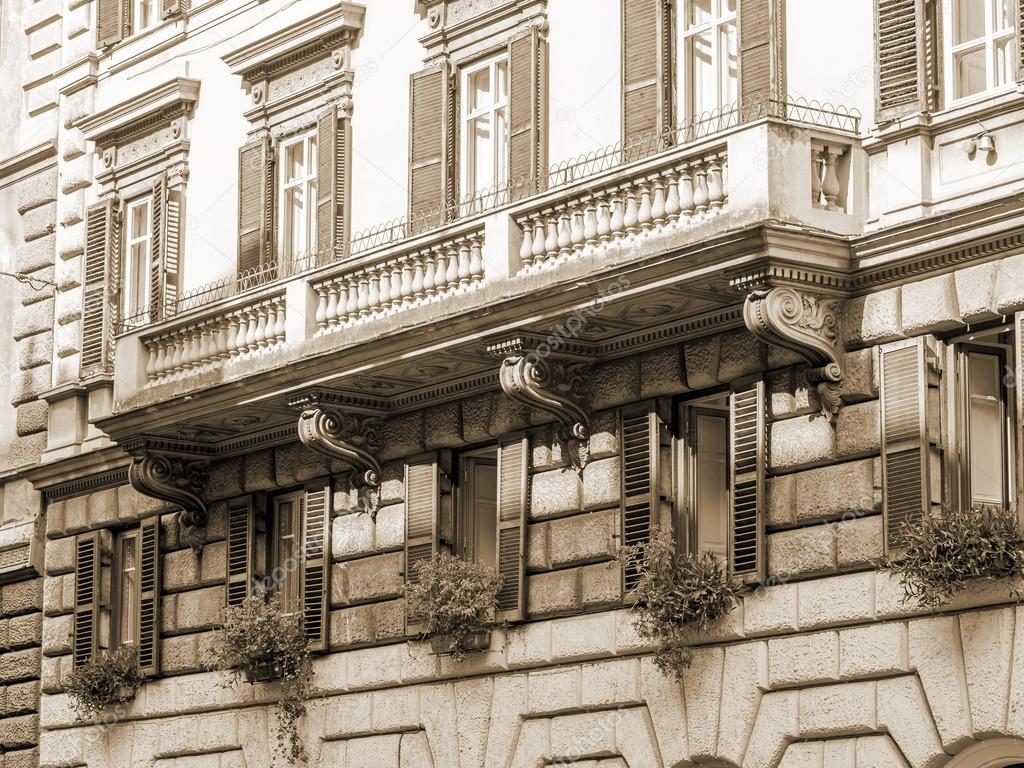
[995,0,1013,29]
[720,20,738,107]
[285,142,305,184]
[968,353,1005,505]
[130,200,150,240]
[119,536,138,645]
[695,413,729,558]
[721,0,736,14]
[955,47,988,98]
[994,36,1014,87]
[470,67,491,111]
[471,461,497,569]
[130,243,148,314]
[688,0,713,27]
[284,186,305,257]
[471,113,493,192]
[955,0,986,43]
[495,108,508,187]
[689,31,715,115]
[275,500,301,614]
[496,60,508,102]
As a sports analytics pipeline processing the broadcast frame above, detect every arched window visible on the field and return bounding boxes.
[947,738,1024,768]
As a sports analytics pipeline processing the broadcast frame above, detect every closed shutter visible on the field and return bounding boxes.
[137,516,161,676]
[302,482,330,651]
[622,0,672,152]
[729,378,765,582]
[97,0,124,47]
[409,64,453,232]
[496,435,528,621]
[226,496,255,607]
[73,533,101,668]
[739,0,786,117]
[82,198,119,375]
[621,403,658,591]
[237,136,272,280]
[508,26,548,199]
[162,0,182,18]
[880,339,940,556]
[404,454,439,633]
[315,105,349,264]
[874,0,938,121]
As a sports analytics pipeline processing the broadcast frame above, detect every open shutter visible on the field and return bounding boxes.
[874,0,939,121]
[226,496,255,607]
[409,64,453,233]
[162,0,182,18]
[97,0,124,47]
[621,403,658,590]
[729,378,765,582]
[739,0,786,117]
[496,436,528,621]
[237,136,272,280]
[622,0,672,153]
[82,198,119,375]
[1017,313,1024,514]
[880,338,941,556]
[137,516,161,676]
[149,174,167,322]
[302,482,330,652]
[315,105,350,264]
[73,533,101,668]
[508,26,548,199]
[405,454,439,634]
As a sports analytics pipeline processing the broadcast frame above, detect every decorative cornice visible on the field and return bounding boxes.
[79,77,201,146]
[0,140,57,189]
[743,287,844,420]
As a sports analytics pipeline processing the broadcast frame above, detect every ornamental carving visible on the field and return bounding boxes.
[743,287,845,420]
[297,406,382,519]
[127,452,210,554]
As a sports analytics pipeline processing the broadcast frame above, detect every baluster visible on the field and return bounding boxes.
[434,248,449,294]
[707,156,725,210]
[469,236,483,282]
[356,275,369,317]
[556,208,572,257]
[531,216,546,267]
[254,305,269,348]
[583,198,598,247]
[245,309,258,351]
[368,271,381,314]
[274,298,286,341]
[458,242,471,286]
[596,195,612,242]
[412,257,425,300]
[262,306,276,347]
[315,287,328,329]
[821,147,840,210]
[692,161,709,214]
[664,170,681,223]
[637,181,653,231]
[678,164,695,218]
[170,336,183,373]
[401,259,414,305]
[609,192,625,237]
[623,185,639,234]
[145,342,158,379]
[217,319,230,359]
[423,251,437,297]
[341,278,355,320]
[570,207,585,252]
[544,213,558,263]
[391,263,404,310]
[325,283,340,327]
[445,245,459,286]
[721,158,729,205]
[651,176,667,226]
[519,219,534,268]
[378,267,392,312]
[180,329,194,370]
[230,314,243,356]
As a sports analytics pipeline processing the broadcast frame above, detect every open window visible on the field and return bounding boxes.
[454,446,499,569]
[676,393,731,558]
[123,196,153,322]
[461,57,510,209]
[943,0,1017,103]
[678,0,739,120]
[278,131,319,263]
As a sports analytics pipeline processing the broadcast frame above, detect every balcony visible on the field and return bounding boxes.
[99,100,864,452]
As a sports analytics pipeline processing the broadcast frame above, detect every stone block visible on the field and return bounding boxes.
[855,735,910,768]
[954,261,1000,321]
[19,267,54,308]
[580,561,621,607]
[842,289,902,347]
[0,714,38,749]
[11,364,51,407]
[379,461,405,505]
[206,460,244,502]
[15,172,56,214]
[0,650,40,685]
[581,658,638,707]
[836,515,883,569]
[55,254,81,294]
[901,274,961,334]
[836,400,880,458]
[41,654,69,694]
[462,393,496,443]
[907,614,972,751]
[375,504,404,550]
[17,330,52,371]
[13,299,53,344]
[336,552,403,604]
[8,613,41,650]
[550,612,615,661]
[960,607,1015,737]
[768,524,836,579]
[332,512,376,560]
[42,573,73,617]
[424,401,463,448]
[242,450,275,492]
[527,522,549,570]
[173,586,223,631]
[117,484,167,521]
[876,676,946,768]
[798,572,874,630]
[44,537,74,576]
[590,357,640,410]
[273,442,329,486]
[684,335,721,389]
[163,549,200,591]
[798,681,876,736]
[768,631,838,687]
[381,412,424,461]
[838,347,877,404]
[15,401,47,437]
[639,345,687,398]
[767,474,796,526]
[768,367,819,419]
[530,425,568,471]
[719,329,766,382]
[838,622,908,678]
[770,416,835,471]
[20,203,56,242]
[789,458,879,524]
[83,487,117,529]
[582,456,620,510]
[15,234,55,274]
[528,666,579,712]
[329,604,376,647]
[527,570,578,616]
[547,509,618,568]
[530,468,581,519]
[205,503,227,542]
[744,583,799,635]
[5,433,47,470]
[995,253,1024,314]
[1,580,42,618]
[161,635,200,674]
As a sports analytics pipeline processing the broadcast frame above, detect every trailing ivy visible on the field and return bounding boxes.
[64,645,144,723]
[887,504,1024,607]
[620,528,739,679]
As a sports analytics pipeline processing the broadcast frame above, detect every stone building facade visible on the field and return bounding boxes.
[1,0,1024,767]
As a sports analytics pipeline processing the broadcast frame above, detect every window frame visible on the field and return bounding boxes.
[943,0,1018,106]
[111,527,142,649]
[677,0,739,121]
[453,444,499,570]
[277,129,319,262]
[674,391,731,557]
[130,0,161,35]
[269,490,306,617]
[123,195,153,322]
[460,54,510,205]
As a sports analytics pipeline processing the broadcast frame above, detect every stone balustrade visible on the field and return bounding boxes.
[515,146,728,273]
[142,291,287,383]
[311,229,486,335]
[811,139,850,212]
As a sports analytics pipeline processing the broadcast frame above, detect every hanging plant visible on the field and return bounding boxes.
[887,503,1024,607]
[64,645,144,723]
[620,528,740,679]
[404,552,502,662]
[207,588,313,765]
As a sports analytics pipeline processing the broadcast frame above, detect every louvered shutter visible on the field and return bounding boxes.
[739,0,786,117]
[621,404,658,591]
[880,339,940,556]
[82,198,119,375]
[162,0,182,18]
[315,105,349,264]
[237,136,272,280]
[405,454,439,633]
[73,533,101,668]
[622,0,672,153]
[1019,6,1024,83]
[729,378,765,582]
[409,64,453,232]
[97,0,124,47]
[1017,313,1024,514]
[302,482,330,651]
[496,436,528,621]
[874,0,939,121]
[137,516,161,676]
[148,173,179,322]
[508,26,548,199]
[226,496,255,607]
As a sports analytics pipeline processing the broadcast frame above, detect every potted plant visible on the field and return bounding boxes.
[64,645,144,723]
[887,503,1024,607]
[619,528,740,679]
[405,552,503,662]
[207,588,313,765]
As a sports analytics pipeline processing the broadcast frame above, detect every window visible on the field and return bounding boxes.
[678,0,738,119]
[131,0,160,34]
[951,327,1016,510]
[113,529,141,647]
[946,0,1017,101]
[455,446,499,568]
[461,57,509,202]
[270,491,305,616]
[676,394,730,557]
[279,131,318,261]
[123,197,152,320]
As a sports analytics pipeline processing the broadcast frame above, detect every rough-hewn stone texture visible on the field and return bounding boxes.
[590,357,640,410]
[842,289,901,347]
[770,416,835,471]
[684,335,721,389]
[639,345,687,398]
[530,468,581,519]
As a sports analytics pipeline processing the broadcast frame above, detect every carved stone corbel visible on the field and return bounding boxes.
[488,337,592,472]
[126,448,210,554]
[295,399,383,519]
[743,286,845,420]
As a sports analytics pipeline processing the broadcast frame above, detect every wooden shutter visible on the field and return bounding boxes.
[315,105,349,263]
[874,0,939,121]
[226,496,255,607]
[496,436,528,622]
[73,533,101,668]
[97,0,124,47]
[621,403,658,590]
[137,516,161,676]
[162,0,182,18]
[82,198,119,375]
[237,136,272,279]
[880,339,940,556]
[729,378,765,582]
[622,0,672,151]
[409,64,453,232]
[405,454,439,633]
[508,26,548,199]
[739,0,786,117]
[1017,313,1024,515]
[302,482,330,651]
[1019,5,1024,83]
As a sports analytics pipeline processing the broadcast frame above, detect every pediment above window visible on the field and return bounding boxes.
[415,0,546,59]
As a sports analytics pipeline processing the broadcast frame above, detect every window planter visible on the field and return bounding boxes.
[429,629,491,657]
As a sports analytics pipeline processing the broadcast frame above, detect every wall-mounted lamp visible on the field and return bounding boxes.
[963,119,996,157]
